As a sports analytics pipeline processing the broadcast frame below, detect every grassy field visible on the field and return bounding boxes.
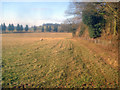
[2,33,118,88]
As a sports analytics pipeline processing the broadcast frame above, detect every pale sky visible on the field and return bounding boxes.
[1,0,118,26]
[1,1,71,26]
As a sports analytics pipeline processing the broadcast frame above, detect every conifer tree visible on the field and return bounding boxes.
[25,25,29,32]
[16,24,20,32]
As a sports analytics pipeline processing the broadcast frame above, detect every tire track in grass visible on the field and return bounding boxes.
[1,40,51,81]
[2,34,73,88]
[54,39,74,87]
[50,40,62,49]
[13,39,57,66]
[59,39,64,49]
[5,38,117,88]
[47,39,118,88]
[49,39,80,87]
[34,39,62,50]
[1,38,113,88]
[17,39,62,87]
[40,39,74,87]
[44,40,64,74]
[3,39,62,88]
[60,40,105,87]
[35,39,66,87]
[21,39,60,61]
[61,40,97,87]
[34,40,63,75]
[73,43,107,87]
[71,40,118,88]
[75,45,110,87]
[79,39,118,69]
[76,42,118,87]
[62,41,94,87]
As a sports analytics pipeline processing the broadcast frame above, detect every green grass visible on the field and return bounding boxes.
[2,33,118,88]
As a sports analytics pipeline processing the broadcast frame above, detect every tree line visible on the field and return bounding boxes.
[1,23,29,32]
[1,23,62,33]
[65,1,119,39]
[42,24,60,32]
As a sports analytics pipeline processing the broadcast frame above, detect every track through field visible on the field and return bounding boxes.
[2,33,118,88]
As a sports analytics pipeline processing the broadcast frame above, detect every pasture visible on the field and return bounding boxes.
[2,33,118,88]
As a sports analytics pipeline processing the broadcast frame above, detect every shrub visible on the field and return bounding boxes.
[82,11,105,38]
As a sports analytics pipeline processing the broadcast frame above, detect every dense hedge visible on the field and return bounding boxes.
[82,11,105,38]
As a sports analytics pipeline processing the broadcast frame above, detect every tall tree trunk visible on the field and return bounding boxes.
[113,17,117,36]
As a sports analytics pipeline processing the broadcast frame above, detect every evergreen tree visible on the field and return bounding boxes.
[2,23,6,32]
[0,24,2,33]
[11,24,14,31]
[20,25,23,32]
[8,24,12,31]
[16,24,20,32]
[25,25,29,32]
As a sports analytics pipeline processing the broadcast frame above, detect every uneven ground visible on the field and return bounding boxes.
[2,33,118,88]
